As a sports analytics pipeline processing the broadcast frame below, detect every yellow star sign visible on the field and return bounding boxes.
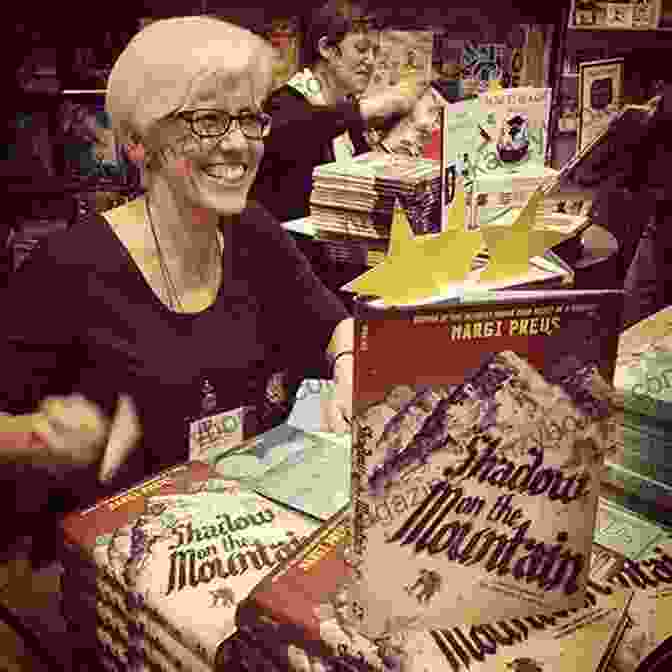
[343,187,484,305]
[478,189,575,283]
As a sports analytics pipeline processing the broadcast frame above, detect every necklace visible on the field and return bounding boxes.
[144,197,223,313]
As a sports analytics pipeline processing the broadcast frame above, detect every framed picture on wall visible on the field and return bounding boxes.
[577,58,624,152]
[569,0,661,30]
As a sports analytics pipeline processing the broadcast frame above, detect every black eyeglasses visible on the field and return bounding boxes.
[176,109,272,140]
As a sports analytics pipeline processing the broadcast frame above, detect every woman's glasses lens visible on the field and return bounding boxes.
[185,111,270,139]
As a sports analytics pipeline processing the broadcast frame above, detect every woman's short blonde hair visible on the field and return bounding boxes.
[106,16,274,148]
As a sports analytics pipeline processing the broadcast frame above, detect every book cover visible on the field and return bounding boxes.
[265,18,301,92]
[598,536,672,672]
[238,506,639,672]
[236,507,390,668]
[349,289,624,638]
[366,30,434,98]
[442,88,551,228]
[601,462,672,529]
[443,88,550,179]
[60,461,319,667]
[612,306,672,421]
[593,497,670,562]
[205,422,351,523]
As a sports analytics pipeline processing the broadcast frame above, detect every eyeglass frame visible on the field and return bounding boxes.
[174,109,272,140]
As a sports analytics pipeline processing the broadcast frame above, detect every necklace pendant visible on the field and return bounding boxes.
[201,379,218,414]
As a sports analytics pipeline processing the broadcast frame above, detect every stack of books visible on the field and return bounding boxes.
[601,306,672,527]
[309,152,442,261]
[237,506,672,672]
[59,461,319,671]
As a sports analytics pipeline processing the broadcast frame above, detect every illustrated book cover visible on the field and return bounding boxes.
[204,421,351,523]
[592,534,672,672]
[442,87,551,227]
[238,505,641,672]
[60,461,319,669]
[365,30,434,99]
[348,289,624,639]
[612,305,672,421]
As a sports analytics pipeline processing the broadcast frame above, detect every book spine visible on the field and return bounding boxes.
[602,462,672,528]
[236,510,358,661]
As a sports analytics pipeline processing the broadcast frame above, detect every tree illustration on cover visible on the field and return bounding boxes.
[106,500,186,584]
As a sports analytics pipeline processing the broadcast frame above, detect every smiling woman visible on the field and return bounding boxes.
[0,16,354,552]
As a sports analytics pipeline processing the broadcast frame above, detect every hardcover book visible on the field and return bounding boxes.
[597,536,672,672]
[441,88,551,228]
[442,87,551,179]
[612,305,672,421]
[348,289,624,638]
[204,423,351,523]
[60,461,319,669]
[238,506,640,672]
[365,30,434,98]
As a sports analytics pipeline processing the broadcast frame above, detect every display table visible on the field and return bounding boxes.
[49,399,664,671]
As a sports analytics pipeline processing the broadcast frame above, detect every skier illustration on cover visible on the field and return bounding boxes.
[404,569,443,605]
[506,659,544,672]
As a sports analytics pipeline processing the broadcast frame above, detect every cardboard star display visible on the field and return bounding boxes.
[478,188,575,282]
[342,188,484,305]
[343,186,578,305]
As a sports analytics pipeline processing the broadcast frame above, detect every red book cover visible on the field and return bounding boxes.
[349,290,625,639]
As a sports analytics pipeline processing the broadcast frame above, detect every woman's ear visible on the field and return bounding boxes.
[125,140,146,166]
[318,36,340,63]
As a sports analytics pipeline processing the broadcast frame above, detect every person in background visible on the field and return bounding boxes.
[367,84,443,158]
[0,17,354,558]
[252,0,421,305]
[252,0,418,224]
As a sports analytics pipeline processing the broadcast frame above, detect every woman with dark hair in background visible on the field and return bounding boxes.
[252,1,422,302]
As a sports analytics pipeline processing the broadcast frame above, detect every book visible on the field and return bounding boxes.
[612,305,672,421]
[442,87,551,180]
[238,506,641,672]
[365,30,434,98]
[203,423,351,523]
[348,289,624,638]
[60,461,320,668]
[599,306,672,530]
[601,461,672,530]
[593,497,671,562]
[598,535,672,672]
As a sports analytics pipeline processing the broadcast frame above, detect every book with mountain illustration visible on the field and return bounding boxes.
[60,461,319,670]
[237,505,639,672]
[592,534,672,672]
[348,288,625,639]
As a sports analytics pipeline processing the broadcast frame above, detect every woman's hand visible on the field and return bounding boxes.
[30,393,141,481]
[324,354,353,435]
[31,394,109,469]
[359,86,419,124]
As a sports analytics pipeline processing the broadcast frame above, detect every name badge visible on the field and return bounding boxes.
[189,407,245,462]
